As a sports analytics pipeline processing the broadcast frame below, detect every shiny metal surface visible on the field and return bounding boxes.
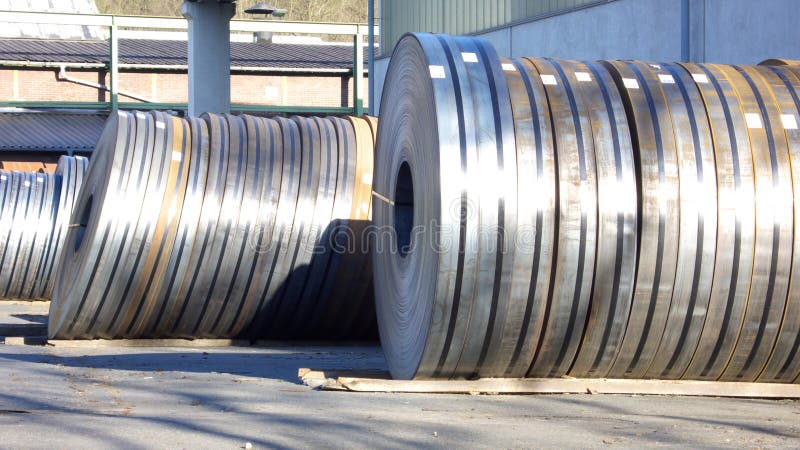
[374,33,800,383]
[48,111,377,340]
[644,62,717,380]
[718,65,794,382]
[679,63,756,381]
[602,61,680,379]
[0,155,87,300]
[567,60,638,378]
[526,57,598,378]
[498,56,556,378]
[758,65,800,383]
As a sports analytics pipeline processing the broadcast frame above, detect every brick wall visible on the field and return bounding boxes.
[0,67,369,108]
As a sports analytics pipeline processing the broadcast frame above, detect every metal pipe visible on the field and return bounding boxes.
[681,0,690,61]
[57,65,156,103]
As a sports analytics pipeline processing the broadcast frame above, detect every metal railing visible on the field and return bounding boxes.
[0,10,371,116]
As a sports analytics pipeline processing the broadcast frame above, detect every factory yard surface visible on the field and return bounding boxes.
[1,304,799,449]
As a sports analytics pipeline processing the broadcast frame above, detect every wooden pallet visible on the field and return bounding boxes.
[298,369,800,398]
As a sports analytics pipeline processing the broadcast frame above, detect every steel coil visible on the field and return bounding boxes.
[48,111,376,340]
[374,32,800,383]
[0,155,88,300]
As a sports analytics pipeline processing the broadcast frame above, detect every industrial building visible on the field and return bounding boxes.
[372,0,800,113]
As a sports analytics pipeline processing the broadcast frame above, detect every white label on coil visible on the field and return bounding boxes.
[623,78,640,89]
[362,173,373,185]
[575,71,592,82]
[659,74,675,84]
[650,64,662,70]
[745,113,763,129]
[501,63,516,72]
[156,121,166,129]
[0,175,6,181]
[429,65,446,79]
[781,114,798,130]
[172,150,182,162]
[461,52,478,63]
[37,176,44,183]
[24,180,30,187]
[540,74,557,85]
[692,73,709,84]
[136,112,145,119]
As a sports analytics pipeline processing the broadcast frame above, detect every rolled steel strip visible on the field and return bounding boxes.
[88,111,170,338]
[345,117,381,340]
[497,56,557,378]
[298,116,356,338]
[181,114,249,338]
[34,156,89,299]
[293,117,351,338]
[643,62,718,380]
[268,116,336,337]
[212,116,282,335]
[567,60,638,378]
[50,111,141,337]
[227,116,284,337]
[306,116,372,340]
[156,113,230,335]
[432,35,512,379]
[372,33,465,379]
[249,115,323,338]
[0,156,87,300]
[454,36,520,379]
[718,65,794,381]
[759,65,800,383]
[375,33,800,382]
[20,171,55,298]
[0,172,25,296]
[8,172,46,297]
[50,111,377,340]
[0,172,33,297]
[679,63,757,380]
[144,117,210,337]
[234,116,302,338]
[526,57,599,378]
[119,116,192,337]
[601,61,681,379]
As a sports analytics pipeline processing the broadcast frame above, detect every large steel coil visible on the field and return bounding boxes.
[0,155,88,300]
[373,33,800,383]
[48,111,376,340]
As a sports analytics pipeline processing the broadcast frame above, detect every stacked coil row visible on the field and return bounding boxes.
[0,156,88,299]
[373,33,800,383]
[49,111,376,340]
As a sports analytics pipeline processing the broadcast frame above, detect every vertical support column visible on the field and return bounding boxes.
[109,16,119,110]
[182,0,235,116]
[688,0,706,62]
[353,28,365,116]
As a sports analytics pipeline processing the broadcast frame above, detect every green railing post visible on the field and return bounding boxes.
[352,30,364,116]
[109,16,119,110]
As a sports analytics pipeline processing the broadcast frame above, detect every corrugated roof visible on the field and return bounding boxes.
[0,111,106,151]
[0,0,105,40]
[0,38,367,71]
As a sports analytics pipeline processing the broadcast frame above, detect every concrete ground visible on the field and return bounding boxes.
[1,303,799,449]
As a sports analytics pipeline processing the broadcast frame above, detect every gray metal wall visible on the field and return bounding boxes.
[476,0,800,63]
[373,0,800,115]
[379,0,605,55]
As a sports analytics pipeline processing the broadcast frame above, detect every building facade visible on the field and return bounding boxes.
[373,0,800,113]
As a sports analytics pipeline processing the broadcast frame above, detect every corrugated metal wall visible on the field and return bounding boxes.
[380,0,604,55]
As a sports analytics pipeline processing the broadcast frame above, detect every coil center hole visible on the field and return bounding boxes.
[393,161,414,258]
[73,194,93,252]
